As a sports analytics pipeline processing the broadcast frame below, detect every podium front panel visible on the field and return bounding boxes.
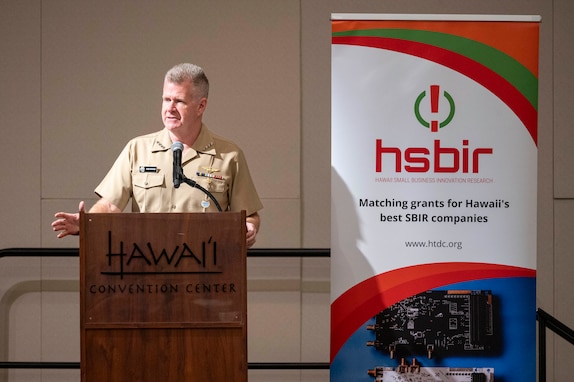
[83,327,245,381]
[80,212,246,326]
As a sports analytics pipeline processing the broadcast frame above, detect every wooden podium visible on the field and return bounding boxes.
[79,212,247,382]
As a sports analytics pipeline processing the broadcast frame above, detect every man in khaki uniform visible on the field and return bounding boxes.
[52,63,262,248]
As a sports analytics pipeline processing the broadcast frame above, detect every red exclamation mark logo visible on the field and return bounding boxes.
[430,85,439,132]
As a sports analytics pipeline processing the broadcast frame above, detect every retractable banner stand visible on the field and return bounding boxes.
[331,14,540,382]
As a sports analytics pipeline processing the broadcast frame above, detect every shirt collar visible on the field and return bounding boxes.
[191,124,216,155]
[151,125,216,157]
[152,128,174,152]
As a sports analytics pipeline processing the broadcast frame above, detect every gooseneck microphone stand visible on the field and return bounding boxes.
[172,141,222,212]
[178,173,223,212]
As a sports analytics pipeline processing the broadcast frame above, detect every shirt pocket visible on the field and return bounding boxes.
[195,177,227,194]
[132,173,165,211]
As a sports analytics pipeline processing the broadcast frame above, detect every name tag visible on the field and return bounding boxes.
[139,166,158,173]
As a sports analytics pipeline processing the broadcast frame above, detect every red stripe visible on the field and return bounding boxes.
[333,36,537,146]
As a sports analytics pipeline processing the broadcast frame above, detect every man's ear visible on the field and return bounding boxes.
[197,97,208,116]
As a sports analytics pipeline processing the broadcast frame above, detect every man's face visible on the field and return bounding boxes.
[161,79,206,133]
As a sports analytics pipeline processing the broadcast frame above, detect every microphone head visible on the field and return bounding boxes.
[171,141,184,152]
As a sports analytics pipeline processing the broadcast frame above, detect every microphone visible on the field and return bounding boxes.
[169,142,223,211]
[171,141,184,188]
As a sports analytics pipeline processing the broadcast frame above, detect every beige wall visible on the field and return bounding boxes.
[0,0,571,381]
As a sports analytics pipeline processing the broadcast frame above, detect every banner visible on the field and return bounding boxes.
[331,14,540,382]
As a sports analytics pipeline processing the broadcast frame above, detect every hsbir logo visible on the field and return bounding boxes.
[375,84,493,174]
[414,85,455,132]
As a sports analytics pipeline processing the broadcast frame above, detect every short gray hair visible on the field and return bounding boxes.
[165,63,209,99]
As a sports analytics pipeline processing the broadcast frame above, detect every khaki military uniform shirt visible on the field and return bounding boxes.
[95,125,263,215]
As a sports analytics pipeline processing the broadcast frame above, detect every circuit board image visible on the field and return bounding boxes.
[367,363,494,382]
[367,290,494,359]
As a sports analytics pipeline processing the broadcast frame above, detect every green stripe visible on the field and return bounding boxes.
[333,29,538,110]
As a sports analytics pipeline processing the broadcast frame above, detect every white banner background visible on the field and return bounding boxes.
[331,15,539,382]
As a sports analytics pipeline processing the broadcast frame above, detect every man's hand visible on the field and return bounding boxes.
[246,212,261,248]
[51,201,85,238]
[246,221,257,248]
